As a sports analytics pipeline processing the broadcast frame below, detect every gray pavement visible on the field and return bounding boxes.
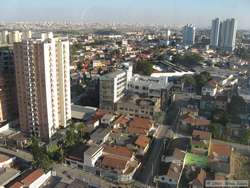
[134,138,164,186]
[0,146,33,162]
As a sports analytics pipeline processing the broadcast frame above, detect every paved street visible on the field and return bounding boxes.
[52,163,132,188]
[134,138,165,186]
[0,146,33,162]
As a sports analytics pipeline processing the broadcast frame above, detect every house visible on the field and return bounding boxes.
[189,169,206,188]
[84,145,103,167]
[208,143,232,174]
[191,130,211,155]
[0,154,15,168]
[112,115,129,129]
[127,117,153,135]
[9,169,51,188]
[157,149,186,187]
[181,114,210,131]
[134,135,150,154]
[99,145,138,175]
[64,144,89,169]
[202,80,218,96]
[90,127,111,145]
[101,114,116,125]
[181,105,199,116]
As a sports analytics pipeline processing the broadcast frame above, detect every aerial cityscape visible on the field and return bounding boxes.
[0,0,250,188]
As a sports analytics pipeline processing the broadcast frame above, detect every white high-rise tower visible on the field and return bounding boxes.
[13,33,71,141]
[210,18,220,48]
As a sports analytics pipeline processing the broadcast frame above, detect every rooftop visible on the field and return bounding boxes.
[134,135,150,149]
[103,145,133,159]
[101,155,128,170]
[210,143,231,158]
[192,130,211,140]
[21,169,44,186]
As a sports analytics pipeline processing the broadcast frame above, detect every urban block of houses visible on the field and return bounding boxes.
[98,144,139,175]
[202,75,238,97]
[127,117,154,135]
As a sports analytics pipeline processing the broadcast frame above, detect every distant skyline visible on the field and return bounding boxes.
[1,0,250,29]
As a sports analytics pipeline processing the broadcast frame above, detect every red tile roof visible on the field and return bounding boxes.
[103,145,133,159]
[192,130,211,140]
[129,117,153,130]
[128,126,148,135]
[21,169,44,186]
[182,114,210,126]
[9,182,23,188]
[101,156,128,170]
[210,143,231,158]
[113,115,129,126]
[135,135,150,149]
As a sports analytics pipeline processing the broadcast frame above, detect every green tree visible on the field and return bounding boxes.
[228,95,247,115]
[209,123,223,139]
[77,62,83,71]
[133,61,153,76]
[194,71,211,94]
[65,126,77,147]
[172,52,204,67]
[31,137,52,171]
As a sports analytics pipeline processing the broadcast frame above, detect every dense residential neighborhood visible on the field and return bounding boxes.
[0,1,250,188]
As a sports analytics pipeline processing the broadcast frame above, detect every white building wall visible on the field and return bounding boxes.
[29,171,51,188]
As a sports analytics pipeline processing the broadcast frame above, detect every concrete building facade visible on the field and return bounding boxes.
[13,34,71,140]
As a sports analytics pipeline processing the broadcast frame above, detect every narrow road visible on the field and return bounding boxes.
[134,138,164,185]
[0,146,33,162]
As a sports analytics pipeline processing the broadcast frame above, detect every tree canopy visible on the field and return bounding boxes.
[133,61,153,76]
[172,52,204,67]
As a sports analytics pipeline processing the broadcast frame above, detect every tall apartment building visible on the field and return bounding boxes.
[183,24,196,46]
[0,31,9,45]
[210,18,220,48]
[9,31,22,44]
[13,34,71,140]
[210,18,237,51]
[0,47,18,123]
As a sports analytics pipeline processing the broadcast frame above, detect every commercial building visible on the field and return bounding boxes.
[99,62,133,112]
[99,70,127,111]
[117,94,161,119]
[182,24,196,46]
[127,74,168,98]
[13,33,71,141]
[0,47,18,123]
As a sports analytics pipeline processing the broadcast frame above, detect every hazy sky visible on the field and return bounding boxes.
[1,0,250,29]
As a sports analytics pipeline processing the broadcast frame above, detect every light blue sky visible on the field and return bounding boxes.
[1,0,250,29]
